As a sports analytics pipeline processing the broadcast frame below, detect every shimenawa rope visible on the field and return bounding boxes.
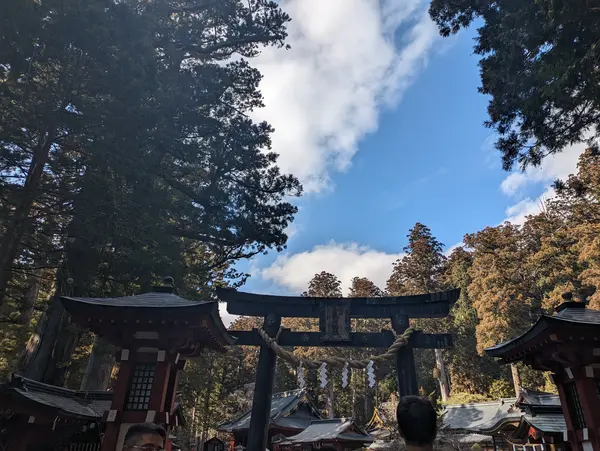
[257,327,415,370]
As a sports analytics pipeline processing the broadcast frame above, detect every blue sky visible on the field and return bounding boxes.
[224,0,584,315]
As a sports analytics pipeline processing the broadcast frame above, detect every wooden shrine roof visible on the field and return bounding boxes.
[515,389,561,413]
[0,375,112,420]
[441,389,565,441]
[277,419,373,445]
[510,413,568,445]
[0,375,187,424]
[485,302,600,362]
[61,284,235,352]
[217,389,321,433]
[62,291,213,309]
[516,414,567,435]
[441,398,517,433]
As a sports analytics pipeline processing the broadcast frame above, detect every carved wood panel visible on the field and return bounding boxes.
[319,300,351,342]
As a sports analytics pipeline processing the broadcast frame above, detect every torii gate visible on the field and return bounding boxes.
[216,288,459,451]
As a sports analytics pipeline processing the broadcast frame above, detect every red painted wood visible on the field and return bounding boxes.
[557,381,583,451]
[575,377,600,451]
[149,359,171,412]
[112,359,133,411]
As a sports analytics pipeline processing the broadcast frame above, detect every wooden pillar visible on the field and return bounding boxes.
[246,313,281,451]
[555,375,582,451]
[102,349,134,451]
[148,352,174,414]
[392,314,418,397]
[574,370,600,451]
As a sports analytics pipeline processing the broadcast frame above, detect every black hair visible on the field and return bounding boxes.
[396,396,437,447]
[124,423,167,446]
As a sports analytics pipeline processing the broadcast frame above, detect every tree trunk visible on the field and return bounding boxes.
[0,126,58,308]
[80,337,115,390]
[200,357,215,447]
[18,264,44,324]
[20,293,65,380]
[364,371,374,423]
[19,286,80,386]
[326,383,334,419]
[16,306,48,375]
[511,363,522,397]
[190,397,199,451]
[351,370,357,420]
[435,349,450,402]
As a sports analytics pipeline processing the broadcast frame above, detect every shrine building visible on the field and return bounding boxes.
[272,419,373,451]
[440,389,567,450]
[217,390,322,449]
[485,301,600,451]
[56,279,233,451]
[0,375,185,451]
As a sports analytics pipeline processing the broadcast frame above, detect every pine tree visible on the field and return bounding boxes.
[464,224,546,395]
[443,247,503,396]
[302,271,343,298]
[386,223,450,400]
[1,0,302,385]
[429,0,600,171]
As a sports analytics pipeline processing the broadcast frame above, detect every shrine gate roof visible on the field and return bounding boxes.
[217,287,460,318]
[485,302,600,365]
[217,389,321,433]
[278,419,373,445]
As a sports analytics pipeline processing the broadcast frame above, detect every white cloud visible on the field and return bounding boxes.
[500,142,586,196]
[252,0,439,193]
[503,187,554,225]
[500,141,588,224]
[261,241,403,294]
[445,241,464,256]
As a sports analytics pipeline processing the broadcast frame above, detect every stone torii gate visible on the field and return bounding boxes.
[216,288,459,451]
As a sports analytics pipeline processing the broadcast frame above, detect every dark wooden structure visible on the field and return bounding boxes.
[0,375,112,451]
[510,389,568,450]
[0,375,187,451]
[486,302,600,451]
[216,287,459,451]
[272,419,373,451]
[61,281,234,451]
[204,438,225,451]
[218,390,321,449]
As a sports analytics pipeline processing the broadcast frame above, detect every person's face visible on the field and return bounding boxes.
[124,433,165,451]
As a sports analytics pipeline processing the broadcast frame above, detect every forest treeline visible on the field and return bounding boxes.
[2,0,600,445]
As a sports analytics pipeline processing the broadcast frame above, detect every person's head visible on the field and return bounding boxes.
[123,423,166,451]
[396,396,437,449]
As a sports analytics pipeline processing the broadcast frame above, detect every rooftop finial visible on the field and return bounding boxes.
[152,276,176,294]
